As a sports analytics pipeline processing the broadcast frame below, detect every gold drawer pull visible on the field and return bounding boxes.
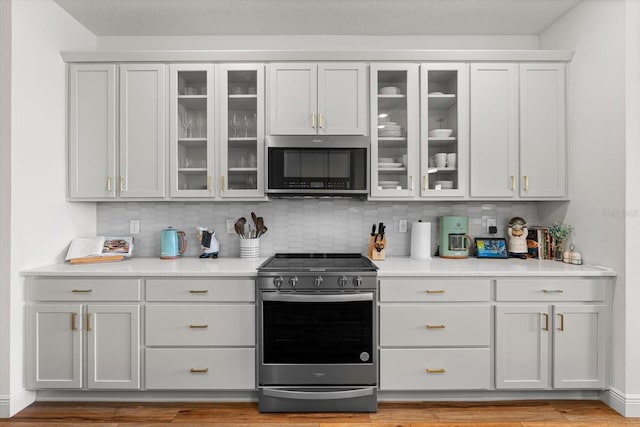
[71,312,78,331]
[557,313,565,331]
[86,313,92,332]
[426,289,445,294]
[189,290,209,294]
[107,176,112,192]
[543,289,564,293]
[426,324,446,329]
[72,289,93,293]
[189,324,209,329]
[190,368,209,373]
[119,176,124,192]
[510,175,516,191]
[426,368,446,374]
[542,313,549,331]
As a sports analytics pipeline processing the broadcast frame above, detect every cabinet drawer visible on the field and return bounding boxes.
[29,278,140,301]
[146,305,255,346]
[146,278,255,302]
[496,279,607,302]
[380,348,490,390]
[380,305,490,347]
[380,278,490,302]
[146,348,255,390]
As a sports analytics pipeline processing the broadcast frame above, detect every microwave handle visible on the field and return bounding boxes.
[261,292,373,303]
[262,387,375,401]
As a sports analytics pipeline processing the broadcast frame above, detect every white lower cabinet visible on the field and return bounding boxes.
[378,278,491,391]
[495,279,608,390]
[27,278,141,390]
[145,278,256,390]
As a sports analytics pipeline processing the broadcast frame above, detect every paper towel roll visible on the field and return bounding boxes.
[410,221,432,260]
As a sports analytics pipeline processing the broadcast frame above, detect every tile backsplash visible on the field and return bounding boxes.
[97,200,540,258]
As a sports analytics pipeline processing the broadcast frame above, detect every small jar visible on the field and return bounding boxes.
[571,251,583,265]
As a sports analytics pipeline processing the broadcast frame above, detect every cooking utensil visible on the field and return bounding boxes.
[251,212,258,229]
[256,217,266,237]
[371,224,376,236]
[235,217,247,238]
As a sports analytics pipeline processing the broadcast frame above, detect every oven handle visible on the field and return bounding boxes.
[261,292,374,303]
[262,387,375,400]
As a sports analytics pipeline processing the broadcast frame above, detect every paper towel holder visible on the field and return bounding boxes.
[410,220,432,260]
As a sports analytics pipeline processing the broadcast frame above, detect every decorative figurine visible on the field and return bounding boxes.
[197,227,219,259]
[507,217,528,259]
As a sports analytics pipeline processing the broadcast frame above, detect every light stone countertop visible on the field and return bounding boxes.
[21,256,616,278]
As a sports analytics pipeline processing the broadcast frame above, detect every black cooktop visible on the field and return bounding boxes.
[258,253,377,272]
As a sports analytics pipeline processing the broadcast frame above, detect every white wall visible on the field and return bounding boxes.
[3,0,97,417]
[539,0,627,409]
[97,34,539,51]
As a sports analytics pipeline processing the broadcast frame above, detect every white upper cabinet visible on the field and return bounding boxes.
[420,63,469,197]
[68,64,117,199]
[268,63,367,135]
[219,64,265,198]
[119,64,166,198]
[519,63,566,198]
[169,64,215,197]
[469,63,567,199]
[469,63,519,198]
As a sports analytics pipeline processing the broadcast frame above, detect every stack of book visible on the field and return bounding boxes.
[526,226,552,259]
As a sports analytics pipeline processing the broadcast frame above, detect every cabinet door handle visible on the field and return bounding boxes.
[189,324,209,329]
[190,368,209,373]
[542,313,549,331]
[107,176,112,192]
[119,176,124,192]
[523,175,529,191]
[71,312,78,331]
[220,175,224,192]
[510,175,516,191]
[72,289,93,293]
[423,176,427,191]
[312,112,316,129]
[557,313,565,331]
[426,289,445,294]
[319,112,324,129]
[543,289,564,293]
[426,324,446,329]
[426,368,446,374]
[190,290,209,294]
[409,176,414,191]
[207,176,211,191]
[86,313,92,332]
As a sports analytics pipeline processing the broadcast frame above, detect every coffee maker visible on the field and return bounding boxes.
[439,216,472,258]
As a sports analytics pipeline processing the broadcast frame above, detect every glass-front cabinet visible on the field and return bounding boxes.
[169,64,214,197]
[370,64,419,198]
[420,63,468,197]
[219,64,265,198]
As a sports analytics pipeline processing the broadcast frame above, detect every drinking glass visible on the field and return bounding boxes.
[231,113,240,138]
[196,110,206,138]
[243,114,250,138]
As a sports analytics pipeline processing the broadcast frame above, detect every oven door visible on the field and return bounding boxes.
[259,291,376,386]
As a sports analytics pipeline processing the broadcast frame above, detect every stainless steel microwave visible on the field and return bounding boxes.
[266,136,369,197]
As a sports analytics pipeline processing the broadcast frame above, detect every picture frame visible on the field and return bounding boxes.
[475,237,509,259]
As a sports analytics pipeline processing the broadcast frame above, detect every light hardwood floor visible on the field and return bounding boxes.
[1,400,639,426]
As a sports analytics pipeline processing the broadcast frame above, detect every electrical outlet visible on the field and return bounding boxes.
[486,217,497,233]
[226,219,236,234]
[398,219,408,233]
[129,219,140,235]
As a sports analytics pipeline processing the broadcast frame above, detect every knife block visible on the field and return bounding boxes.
[369,236,386,260]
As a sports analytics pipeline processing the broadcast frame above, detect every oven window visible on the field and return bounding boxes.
[262,299,373,364]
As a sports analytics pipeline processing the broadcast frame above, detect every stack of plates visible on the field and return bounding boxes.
[379,180,400,189]
[380,86,401,95]
[434,180,454,190]
[378,122,405,137]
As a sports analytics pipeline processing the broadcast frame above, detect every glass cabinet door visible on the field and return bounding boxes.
[219,64,265,198]
[420,63,468,197]
[370,64,419,198]
[169,64,214,197]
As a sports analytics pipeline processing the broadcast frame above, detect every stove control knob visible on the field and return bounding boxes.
[338,276,348,287]
[353,276,363,287]
[273,276,284,288]
[289,276,299,287]
[314,276,323,287]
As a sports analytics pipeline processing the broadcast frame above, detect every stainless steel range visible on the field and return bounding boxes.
[257,253,378,412]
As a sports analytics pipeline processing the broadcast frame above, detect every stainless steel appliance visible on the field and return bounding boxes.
[257,253,378,412]
[265,136,369,196]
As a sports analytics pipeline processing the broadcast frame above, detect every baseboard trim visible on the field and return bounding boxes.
[602,387,640,417]
[0,389,36,418]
